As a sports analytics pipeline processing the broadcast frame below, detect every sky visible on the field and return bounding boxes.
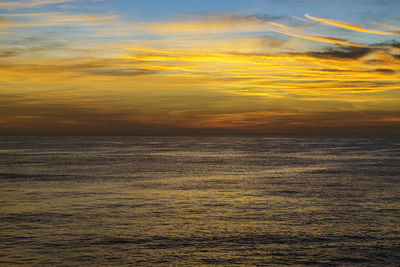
[0,0,400,135]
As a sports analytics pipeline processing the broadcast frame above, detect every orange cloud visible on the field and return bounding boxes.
[136,13,269,35]
[270,24,367,47]
[305,14,396,35]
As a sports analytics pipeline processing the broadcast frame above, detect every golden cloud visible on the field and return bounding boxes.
[305,14,396,35]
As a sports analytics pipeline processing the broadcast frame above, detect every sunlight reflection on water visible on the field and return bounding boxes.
[0,136,399,265]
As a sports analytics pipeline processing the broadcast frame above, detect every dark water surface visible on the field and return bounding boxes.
[0,136,399,266]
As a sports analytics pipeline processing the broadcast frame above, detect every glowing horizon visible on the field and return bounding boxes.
[1,0,400,135]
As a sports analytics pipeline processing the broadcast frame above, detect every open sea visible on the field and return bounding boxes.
[0,136,399,266]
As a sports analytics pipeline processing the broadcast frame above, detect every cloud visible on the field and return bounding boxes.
[270,23,367,47]
[0,11,382,50]
[309,46,372,59]
[137,13,271,35]
[136,13,368,47]
[0,12,117,28]
[1,10,400,137]
[372,68,395,73]
[3,87,399,136]
[0,42,67,57]
[305,14,397,35]
[84,67,160,76]
[0,0,75,10]
[0,57,162,78]
[2,33,398,96]
[370,20,400,32]
[374,40,400,48]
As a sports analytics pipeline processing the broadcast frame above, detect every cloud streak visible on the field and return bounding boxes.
[0,0,75,10]
[135,13,270,35]
[269,22,368,47]
[136,14,370,47]
[370,20,400,32]
[305,14,397,35]
[0,12,117,28]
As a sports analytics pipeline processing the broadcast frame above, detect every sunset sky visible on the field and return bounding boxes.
[1,0,400,135]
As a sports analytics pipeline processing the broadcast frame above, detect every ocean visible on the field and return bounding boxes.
[0,136,399,266]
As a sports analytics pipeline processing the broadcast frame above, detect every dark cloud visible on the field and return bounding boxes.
[2,86,400,136]
[3,104,400,136]
[0,50,17,58]
[320,68,396,74]
[0,42,67,58]
[374,39,400,48]
[372,68,395,73]
[309,46,372,59]
[230,45,375,61]
[319,68,346,72]
[0,57,160,77]
[260,35,289,48]
[84,68,160,76]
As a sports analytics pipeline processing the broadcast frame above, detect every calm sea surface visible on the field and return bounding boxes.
[0,136,399,266]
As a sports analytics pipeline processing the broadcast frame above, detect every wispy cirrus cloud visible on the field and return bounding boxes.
[305,14,397,35]
[1,11,384,49]
[269,22,368,47]
[0,0,75,10]
[370,20,400,33]
[0,12,117,28]
[135,13,270,35]
[136,13,367,48]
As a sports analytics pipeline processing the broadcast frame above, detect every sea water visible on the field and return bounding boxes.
[0,136,399,265]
